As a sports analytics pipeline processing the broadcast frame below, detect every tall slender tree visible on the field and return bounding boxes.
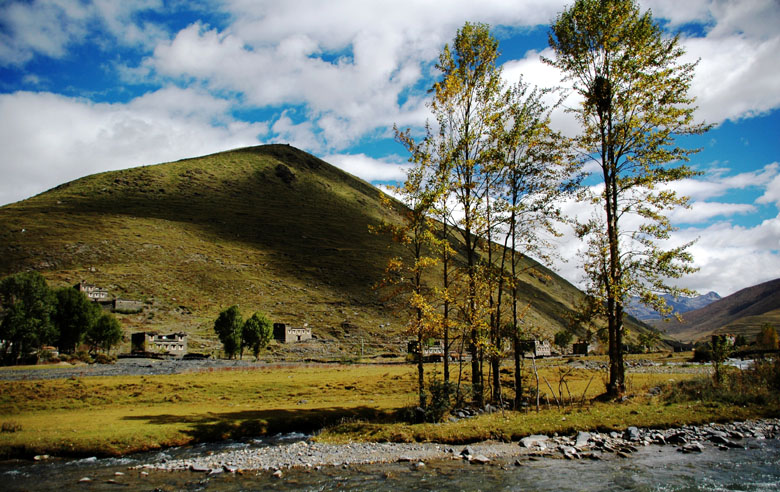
[547,0,709,396]
[496,80,578,408]
[431,22,505,406]
[372,140,440,409]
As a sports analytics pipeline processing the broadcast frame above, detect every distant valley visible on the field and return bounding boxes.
[652,278,780,342]
[626,291,721,321]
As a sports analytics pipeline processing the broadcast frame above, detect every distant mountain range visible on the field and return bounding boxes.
[652,278,780,342]
[626,291,722,321]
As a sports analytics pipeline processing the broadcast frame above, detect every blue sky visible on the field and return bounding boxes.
[1,0,778,297]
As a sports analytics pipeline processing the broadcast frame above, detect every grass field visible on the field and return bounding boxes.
[2,355,776,459]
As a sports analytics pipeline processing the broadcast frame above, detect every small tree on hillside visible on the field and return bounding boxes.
[242,311,273,359]
[214,305,243,359]
[53,287,102,354]
[85,313,123,354]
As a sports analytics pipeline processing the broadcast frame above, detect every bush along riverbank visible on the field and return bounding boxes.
[140,419,780,476]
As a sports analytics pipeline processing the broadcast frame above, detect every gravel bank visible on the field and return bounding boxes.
[2,357,718,381]
[140,419,780,475]
[0,358,325,381]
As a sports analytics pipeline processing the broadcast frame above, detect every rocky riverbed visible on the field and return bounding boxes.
[139,419,780,477]
[1,356,720,381]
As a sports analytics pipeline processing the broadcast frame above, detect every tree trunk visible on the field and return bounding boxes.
[442,219,450,384]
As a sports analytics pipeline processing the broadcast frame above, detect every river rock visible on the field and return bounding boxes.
[470,454,490,464]
[679,442,704,453]
[521,435,549,448]
[709,435,741,448]
[650,433,666,445]
[624,426,641,441]
[575,431,591,449]
[666,432,687,445]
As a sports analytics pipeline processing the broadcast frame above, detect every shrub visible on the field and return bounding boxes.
[425,379,455,422]
[1,421,22,433]
[692,344,711,362]
[71,350,93,364]
[93,353,116,365]
[662,356,779,407]
[37,349,56,362]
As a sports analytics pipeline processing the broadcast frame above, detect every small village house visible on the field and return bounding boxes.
[573,342,590,355]
[131,332,187,356]
[273,323,312,343]
[75,281,109,302]
[520,339,552,358]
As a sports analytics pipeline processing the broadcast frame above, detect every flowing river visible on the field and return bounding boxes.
[3,432,779,492]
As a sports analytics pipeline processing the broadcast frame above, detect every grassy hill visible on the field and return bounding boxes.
[0,144,649,356]
[655,278,780,342]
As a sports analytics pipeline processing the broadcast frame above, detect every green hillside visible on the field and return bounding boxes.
[0,144,646,356]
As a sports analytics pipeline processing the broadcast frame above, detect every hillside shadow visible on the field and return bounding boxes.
[43,145,393,296]
[123,406,395,442]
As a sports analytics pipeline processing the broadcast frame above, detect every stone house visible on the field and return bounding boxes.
[112,298,144,313]
[520,339,552,358]
[273,323,312,343]
[573,342,590,355]
[75,281,109,302]
[131,332,187,356]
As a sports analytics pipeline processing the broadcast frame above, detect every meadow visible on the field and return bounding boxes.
[2,354,777,459]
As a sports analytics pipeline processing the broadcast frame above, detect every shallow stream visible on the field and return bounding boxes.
[3,433,779,491]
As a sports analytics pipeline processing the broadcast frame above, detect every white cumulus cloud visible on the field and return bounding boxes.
[0,88,267,205]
